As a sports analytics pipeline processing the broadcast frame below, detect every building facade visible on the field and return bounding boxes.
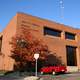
[0,13,80,71]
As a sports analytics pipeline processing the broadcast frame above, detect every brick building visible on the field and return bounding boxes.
[0,12,80,71]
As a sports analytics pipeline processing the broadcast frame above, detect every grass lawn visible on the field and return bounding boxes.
[0,70,7,76]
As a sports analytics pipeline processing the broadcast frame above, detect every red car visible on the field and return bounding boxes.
[40,66,67,75]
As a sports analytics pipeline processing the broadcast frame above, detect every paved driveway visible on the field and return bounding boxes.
[0,72,80,80]
[39,73,80,80]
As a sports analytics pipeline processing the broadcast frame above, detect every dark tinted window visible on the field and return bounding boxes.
[65,32,75,40]
[0,36,2,52]
[66,46,77,66]
[44,27,61,37]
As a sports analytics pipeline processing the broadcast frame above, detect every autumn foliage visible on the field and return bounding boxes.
[10,26,63,71]
[10,27,49,71]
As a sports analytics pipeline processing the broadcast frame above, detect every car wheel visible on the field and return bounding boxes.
[41,71,43,75]
[52,71,56,75]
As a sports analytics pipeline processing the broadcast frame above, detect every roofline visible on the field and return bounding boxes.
[17,12,80,30]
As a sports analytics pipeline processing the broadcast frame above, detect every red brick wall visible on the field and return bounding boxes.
[0,13,80,70]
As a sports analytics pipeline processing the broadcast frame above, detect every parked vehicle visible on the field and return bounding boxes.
[40,66,67,75]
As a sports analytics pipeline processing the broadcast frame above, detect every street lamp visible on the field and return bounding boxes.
[34,53,39,77]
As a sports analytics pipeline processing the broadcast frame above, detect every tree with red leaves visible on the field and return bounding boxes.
[10,27,49,71]
[10,26,63,72]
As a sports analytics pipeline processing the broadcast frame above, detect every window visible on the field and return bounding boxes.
[66,46,77,66]
[65,32,75,40]
[44,27,61,37]
[0,36,2,52]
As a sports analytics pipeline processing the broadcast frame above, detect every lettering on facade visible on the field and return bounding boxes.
[21,20,40,27]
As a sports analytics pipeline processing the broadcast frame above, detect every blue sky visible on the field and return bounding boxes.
[0,0,80,32]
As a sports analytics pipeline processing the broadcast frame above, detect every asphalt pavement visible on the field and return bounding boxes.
[0,72,80,80]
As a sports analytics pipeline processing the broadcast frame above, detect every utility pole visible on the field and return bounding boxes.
[59,0,64,19]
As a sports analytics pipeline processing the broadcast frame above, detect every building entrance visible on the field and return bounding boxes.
[66,46,77,66]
